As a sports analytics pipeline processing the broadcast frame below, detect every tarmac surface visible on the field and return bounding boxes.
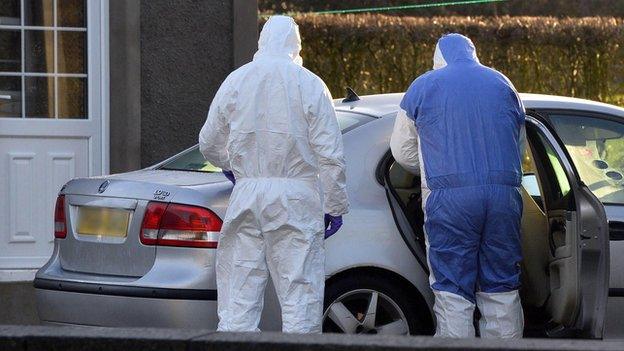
[0,282,39,325]
[3,281,623,350]
[2,325,624,351]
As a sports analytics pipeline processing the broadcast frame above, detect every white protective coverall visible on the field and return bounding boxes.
[198,15,349,333]
[390,36,525,338]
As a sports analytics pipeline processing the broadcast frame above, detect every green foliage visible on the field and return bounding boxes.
[282,15,623,106]
[260,0,624,17]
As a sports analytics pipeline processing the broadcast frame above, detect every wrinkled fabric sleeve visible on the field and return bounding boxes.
[506,77,527,163]
[390,109,421,175]
[518,125,527,163]
[198,82,233,171]
[306,80,349,216]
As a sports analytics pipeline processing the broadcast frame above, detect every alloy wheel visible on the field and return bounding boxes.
[322,289,409,335]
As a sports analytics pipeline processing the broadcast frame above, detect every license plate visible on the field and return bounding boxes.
[76,207,131,237]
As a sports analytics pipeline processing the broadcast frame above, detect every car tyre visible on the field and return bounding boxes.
[323,272,431,335]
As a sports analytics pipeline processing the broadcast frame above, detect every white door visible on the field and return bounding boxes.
[0,0,108,281]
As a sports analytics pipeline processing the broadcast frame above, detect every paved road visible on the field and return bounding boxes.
[2,283,623,346]
[0,282,39,325]
[2,326,624,351]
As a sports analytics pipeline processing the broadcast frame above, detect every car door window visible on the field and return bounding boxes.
[549,113,624,204]
[521,137,549,213]
[533,130,573,207]
[522,140,542,197]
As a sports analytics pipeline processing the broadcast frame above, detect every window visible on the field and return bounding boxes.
[549,114,624,204]
[0,0,87,119]
[337,111,375,133]
[541,132,571,198]
[521,141,542,198]
[526,125,573,210]
[161,147,221,173]
[160,111,376,173]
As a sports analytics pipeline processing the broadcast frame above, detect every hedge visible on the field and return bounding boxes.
[281,15,624,106]
[260,0,624,18]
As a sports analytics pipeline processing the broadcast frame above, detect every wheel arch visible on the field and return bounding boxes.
[325,265,435,334]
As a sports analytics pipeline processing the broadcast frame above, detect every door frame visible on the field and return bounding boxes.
[375,150,429,274]
[526,112,609,338]
[97,0,110,175]
[0,0,109,282]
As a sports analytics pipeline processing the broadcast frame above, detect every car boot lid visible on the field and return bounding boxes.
[61,170,226,201]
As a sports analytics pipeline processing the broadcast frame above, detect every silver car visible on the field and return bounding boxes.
[36,93,624,338]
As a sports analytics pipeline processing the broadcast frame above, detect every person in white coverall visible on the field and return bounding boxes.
[391,34,525,338]
[198,15,349,333]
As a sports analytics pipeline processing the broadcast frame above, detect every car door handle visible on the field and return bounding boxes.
[609,221,624,241]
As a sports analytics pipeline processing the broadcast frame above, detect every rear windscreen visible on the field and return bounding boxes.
[159,111,375,173]
[159,147,221,173]
[336,111,375,133]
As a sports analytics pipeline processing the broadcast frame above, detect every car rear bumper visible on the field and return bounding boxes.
[34,279,218,328]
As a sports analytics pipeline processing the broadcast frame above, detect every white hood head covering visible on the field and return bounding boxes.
[433,42,447,70]
[254,15,303,65]
[200,13,348,334]
[432,33,479,70]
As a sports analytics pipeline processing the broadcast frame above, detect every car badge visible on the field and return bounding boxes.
[98,180,110,193]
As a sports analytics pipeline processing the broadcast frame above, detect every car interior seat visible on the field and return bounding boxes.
[389,160,552,310]
[389,162,420,204]
[388,162,425,240]
[520,186,550,308]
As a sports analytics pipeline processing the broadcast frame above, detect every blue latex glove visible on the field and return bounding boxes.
[324,214,343,239]
[222,170,236,185]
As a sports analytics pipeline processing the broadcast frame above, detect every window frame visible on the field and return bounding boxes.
[0,0,90,119]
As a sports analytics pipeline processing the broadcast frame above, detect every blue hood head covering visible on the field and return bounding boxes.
[434,33,479,68]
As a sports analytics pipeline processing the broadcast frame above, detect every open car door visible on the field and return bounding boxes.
[526,114,609,338]
[376,151,429,275]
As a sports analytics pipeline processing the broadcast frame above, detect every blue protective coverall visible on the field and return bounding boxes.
[392,34,525,338]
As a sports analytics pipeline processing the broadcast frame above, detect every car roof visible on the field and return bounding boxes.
[334,92,624,118]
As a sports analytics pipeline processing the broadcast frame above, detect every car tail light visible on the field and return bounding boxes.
[54,195,67,239]
[140,202,167,245]
[140,202,222,248]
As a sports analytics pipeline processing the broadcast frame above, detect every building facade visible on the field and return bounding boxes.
[0,0,257,281]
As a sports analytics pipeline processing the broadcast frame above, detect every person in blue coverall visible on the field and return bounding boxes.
[390,33,526,338]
